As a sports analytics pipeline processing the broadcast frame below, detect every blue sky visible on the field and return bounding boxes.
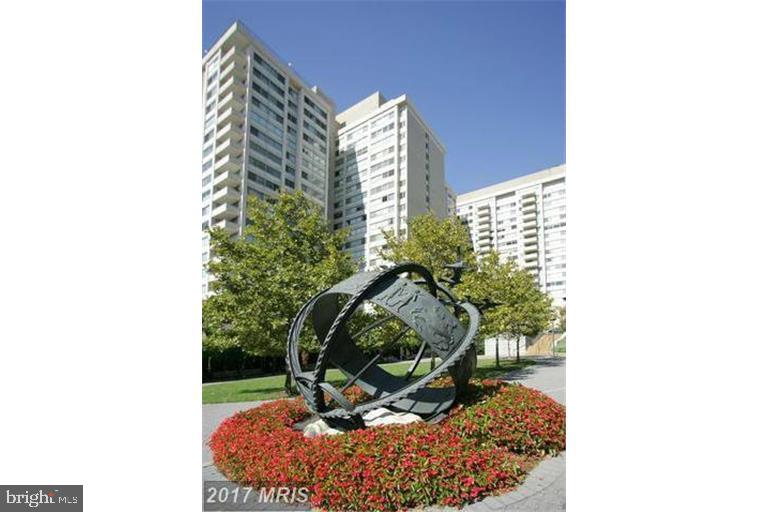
[203,1,564,194]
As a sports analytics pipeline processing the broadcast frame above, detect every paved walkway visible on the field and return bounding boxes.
[202,356,566,510]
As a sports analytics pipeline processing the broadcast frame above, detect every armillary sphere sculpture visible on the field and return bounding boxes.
[287,262,480,430]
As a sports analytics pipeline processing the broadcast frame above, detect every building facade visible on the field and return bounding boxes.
[201,22,336,295]
[456,165,566,305]
[446,185,457,217]
[331,92,448,270]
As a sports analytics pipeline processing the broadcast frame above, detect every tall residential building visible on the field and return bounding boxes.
[456,165,566,305]
[331,92,447,270]
[201,22,336,295]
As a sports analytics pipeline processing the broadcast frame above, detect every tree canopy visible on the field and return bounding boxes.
[456,250,553,363]
[376,213,474,281]
[202,192,356,357]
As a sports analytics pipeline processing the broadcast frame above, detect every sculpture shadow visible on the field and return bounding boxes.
[494,356,564,381]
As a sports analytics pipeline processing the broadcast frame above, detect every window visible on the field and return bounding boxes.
[247,171,280,192]
[248,155,281,179]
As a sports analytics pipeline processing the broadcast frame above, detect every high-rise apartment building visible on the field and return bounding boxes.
[201,22,336,294]
[331,92,447,270]
[456,165,566,305]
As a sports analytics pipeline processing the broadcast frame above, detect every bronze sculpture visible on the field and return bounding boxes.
[287,262,479,430]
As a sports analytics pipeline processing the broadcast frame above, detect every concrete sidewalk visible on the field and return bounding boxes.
[202,357,566,510]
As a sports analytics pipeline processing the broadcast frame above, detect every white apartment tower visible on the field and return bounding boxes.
[201,22,336,294]
[331,92,448,270]
[456,165,566,305]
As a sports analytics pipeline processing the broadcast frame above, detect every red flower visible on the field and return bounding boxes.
[208,380,565,511]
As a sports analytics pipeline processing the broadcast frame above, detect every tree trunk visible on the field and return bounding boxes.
[516,337,521,363]
[495,339,500,368]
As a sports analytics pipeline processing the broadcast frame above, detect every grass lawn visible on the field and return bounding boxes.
[203,357,536,404]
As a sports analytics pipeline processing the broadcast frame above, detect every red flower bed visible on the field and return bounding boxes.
[209,380,565,511]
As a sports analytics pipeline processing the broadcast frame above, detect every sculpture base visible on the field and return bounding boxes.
[295,407,424,438]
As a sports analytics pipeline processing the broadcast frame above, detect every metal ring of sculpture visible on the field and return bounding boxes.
[287,262,480,430]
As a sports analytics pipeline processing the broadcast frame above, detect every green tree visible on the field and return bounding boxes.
[376,212,474,281]
[456,250,553,365]
[555,305,566,332]
[202,192,356,359]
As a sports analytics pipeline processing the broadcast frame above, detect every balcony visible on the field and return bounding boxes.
[213,219,239,235]
[217,91,245,113]
[477,208,491,218]
[212,186,241,205]
[214,153,241,173]
[219,76,246,97]
[211,203,240,221]
[478,224,491,233]
[215,137,242,158]
[522,196,537,207]
[213,170,242,188]
[524,244,538,254]
[220,46,237,66]
[522,211,537,222]
[477,231,492,240]
[215,122,244,144]
[218,55,246,81]
[221,59,236,77]
[524,237,538,247]
[478,237,493,248]
[217,106,245,126]
[523,230,538,239]
[523,255,538,265]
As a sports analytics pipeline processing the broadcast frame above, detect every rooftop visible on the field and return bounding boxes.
[457,164,565,203]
